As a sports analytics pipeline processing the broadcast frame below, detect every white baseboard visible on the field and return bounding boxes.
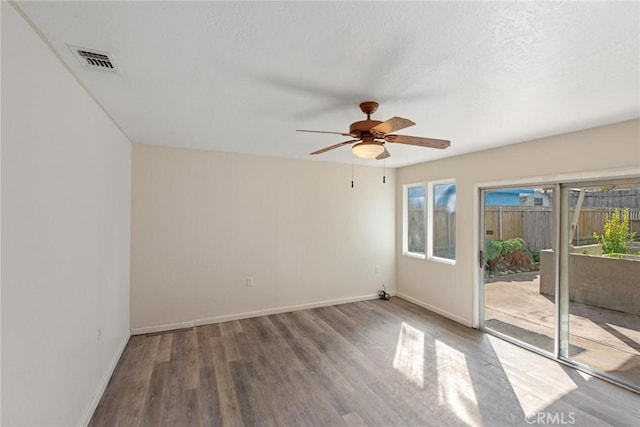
[130,292,389,335]
[130,320,195,336]
[194,292,390,326]
[395,292,472,327]
[79,332,130,426]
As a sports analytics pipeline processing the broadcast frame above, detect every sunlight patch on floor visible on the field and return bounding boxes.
[488,335,577,417]
[573,369,592,381]
[392,322,424,388]
[435,339,481,425]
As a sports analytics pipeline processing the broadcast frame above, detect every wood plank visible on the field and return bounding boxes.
[185,388,202,427]
[156,333,174,363]
[210,338,244,425]
[197,366,222,426]
[228,360,274,426]
[139,362,169,426]
[182,328,199,390]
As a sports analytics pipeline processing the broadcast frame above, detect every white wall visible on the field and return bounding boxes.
[396,119,640,326]
[131,144,395,331]
[1,3,131,426]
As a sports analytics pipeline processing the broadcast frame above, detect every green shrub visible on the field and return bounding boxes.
[484,237,534,273]
[526,247,541,263]
[484,239,503,263]
[485,238,525,260]
[593,208,636,256]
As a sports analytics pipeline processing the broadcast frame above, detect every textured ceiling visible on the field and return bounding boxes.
[15,1,640,167]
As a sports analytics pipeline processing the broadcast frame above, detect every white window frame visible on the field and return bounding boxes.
[428,179,457,265]
[403,182,427,259]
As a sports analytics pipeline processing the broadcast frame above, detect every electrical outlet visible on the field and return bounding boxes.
[375,264,381,273]
[246,277,254,287]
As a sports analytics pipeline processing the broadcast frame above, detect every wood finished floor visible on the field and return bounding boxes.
[90,298,639,426]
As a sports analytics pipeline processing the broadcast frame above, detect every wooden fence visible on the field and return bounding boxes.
[569,188,640,209]
[485,207,640,251]
[434,208,455,257]
[407,207,425,253]
[407,207,455,255]
[410,205,640,253]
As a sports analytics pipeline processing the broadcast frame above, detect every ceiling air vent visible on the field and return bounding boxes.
[68,45,117,74]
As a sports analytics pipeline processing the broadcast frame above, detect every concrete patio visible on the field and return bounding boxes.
[484,272,640,387]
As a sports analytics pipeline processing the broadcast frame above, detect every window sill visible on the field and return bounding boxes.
[403,251,426,260]
[428,256,456,265]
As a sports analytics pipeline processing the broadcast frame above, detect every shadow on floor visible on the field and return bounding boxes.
[484,319,586,357]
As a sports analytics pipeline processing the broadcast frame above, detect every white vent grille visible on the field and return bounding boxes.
[68,45,117,74]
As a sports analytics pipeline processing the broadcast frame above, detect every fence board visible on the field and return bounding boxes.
[407,207,425,253]
[433,208,455,256]
[523,210,553,250]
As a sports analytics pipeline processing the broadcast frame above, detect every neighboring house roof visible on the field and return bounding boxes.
[485,189,535,206]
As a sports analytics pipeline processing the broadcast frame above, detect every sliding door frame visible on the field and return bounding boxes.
[478,182,558,359]
[558,179,640,393]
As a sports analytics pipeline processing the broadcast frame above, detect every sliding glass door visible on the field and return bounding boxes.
[481,186,557,354]
[481,179,640,392]
[560,181,640,389]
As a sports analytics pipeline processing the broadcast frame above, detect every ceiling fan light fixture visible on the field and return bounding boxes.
[352,141,384,159]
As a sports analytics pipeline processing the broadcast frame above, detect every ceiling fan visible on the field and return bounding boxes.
[297,101,450,160]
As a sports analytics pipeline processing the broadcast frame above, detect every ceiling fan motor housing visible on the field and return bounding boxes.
[350,120,383,139]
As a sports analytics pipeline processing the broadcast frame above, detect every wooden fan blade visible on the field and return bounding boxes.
[297,129,355,137]
[310,140,357,155]
[376,147,390,160]
[385,134,450,149]
[370,117,415,136]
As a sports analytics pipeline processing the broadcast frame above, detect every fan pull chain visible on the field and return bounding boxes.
[351,159,354,188]
[383,159,386,184]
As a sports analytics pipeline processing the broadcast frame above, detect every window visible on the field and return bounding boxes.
[404,184,426,256]
[430,181,456,261]
[404,181,456,262]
